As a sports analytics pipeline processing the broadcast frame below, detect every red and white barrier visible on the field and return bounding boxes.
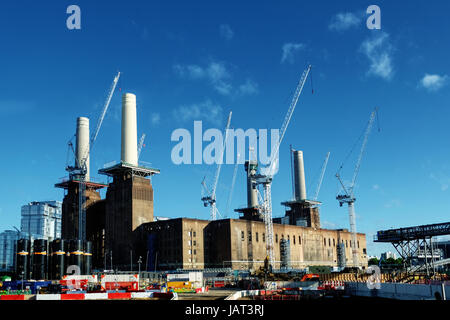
[4,290,155,301]
[1,295,25,300]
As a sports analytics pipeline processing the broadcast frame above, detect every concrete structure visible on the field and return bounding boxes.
[134,217,367,271]
[20,201,62,241]
[281,149,321,229]
[121,93,138,166]
[293,150,307,201]
[76,117,90,180]
[56,180,106,241]
[98,93,160,269]
[235,161,263,221]
[346,281,449,300]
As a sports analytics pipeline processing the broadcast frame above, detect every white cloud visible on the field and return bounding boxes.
[281,43,305,64]
[372,184,380,190]
[429,172,450,191]
[174,61,259,97]
[239,79,259,95]
[360,32,394,80]
[173,100,223,125]
[420,74,448,92]
[150,113,160,126]
[329,12,361,31]
[173,61,232,95]
[220,24,234,40]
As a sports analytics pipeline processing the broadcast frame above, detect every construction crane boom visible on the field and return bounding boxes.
[226,152,240,217]
[90,72,121,149]
[257,65,312,268]
[138,133,146,160]
[336,108,378,269]
[313,151,330,201]
[201,111,232,220]
[266,65,312,177]
[66,72,120,241]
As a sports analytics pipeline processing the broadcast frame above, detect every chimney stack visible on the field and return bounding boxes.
[245,160,259,208]
[76,117,90,181]
[293,150,307,201]
[121,93,138,166]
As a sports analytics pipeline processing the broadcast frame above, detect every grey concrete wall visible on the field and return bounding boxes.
[345,281,450,300]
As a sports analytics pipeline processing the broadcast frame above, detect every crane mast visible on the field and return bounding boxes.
[138,133,146,160]
[336,108,377,269]
[67,72,120,241]
[313,151,330,201]
[257,65,312,268]
[226,152,240,217]
[201,111,232,220]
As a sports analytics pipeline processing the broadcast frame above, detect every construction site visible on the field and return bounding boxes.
[2,66,449,301]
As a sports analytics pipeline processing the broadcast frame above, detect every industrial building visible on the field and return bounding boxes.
[133,147,367,271]
[134,217,367,271]
[53,74,368,273]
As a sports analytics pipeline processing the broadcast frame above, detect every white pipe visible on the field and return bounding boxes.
[121,93,138,166]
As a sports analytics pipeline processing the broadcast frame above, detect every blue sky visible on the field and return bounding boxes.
[0,0,449,256]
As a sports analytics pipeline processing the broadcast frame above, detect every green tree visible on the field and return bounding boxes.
[368,258,379,266]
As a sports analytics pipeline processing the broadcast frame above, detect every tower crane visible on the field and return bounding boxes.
[138,133,146,160]
[225,152,240,218]
[255,65,312,268]
[313,151,330,201]
[201,111,232,220]
[336,108,377,269]
[66,71,121,240]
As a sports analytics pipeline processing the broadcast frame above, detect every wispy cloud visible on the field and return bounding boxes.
[172,99,223,125]
[429,172,450,191]
[419,74,448,92]
[173,61,232,95]
[329,12,361,31]
[281,43,306,64]
[174,61,258,97]
[219,24,234,40]
[131,20,149,40]
[150,113,160,126]
[360,32,394,80]
[238,79,259,95]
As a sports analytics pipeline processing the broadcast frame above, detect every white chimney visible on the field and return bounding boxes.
[121,93,138,166]
[246,160,259,208]
[76,117,90,181]
[293,150,307,201]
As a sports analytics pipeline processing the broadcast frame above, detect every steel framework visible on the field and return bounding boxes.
[374,222,450,277]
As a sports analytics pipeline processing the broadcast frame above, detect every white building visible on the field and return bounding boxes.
[380,251,397,260]
[21,201,62,241]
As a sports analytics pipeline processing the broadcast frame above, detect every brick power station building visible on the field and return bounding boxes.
[58,92,368,272]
